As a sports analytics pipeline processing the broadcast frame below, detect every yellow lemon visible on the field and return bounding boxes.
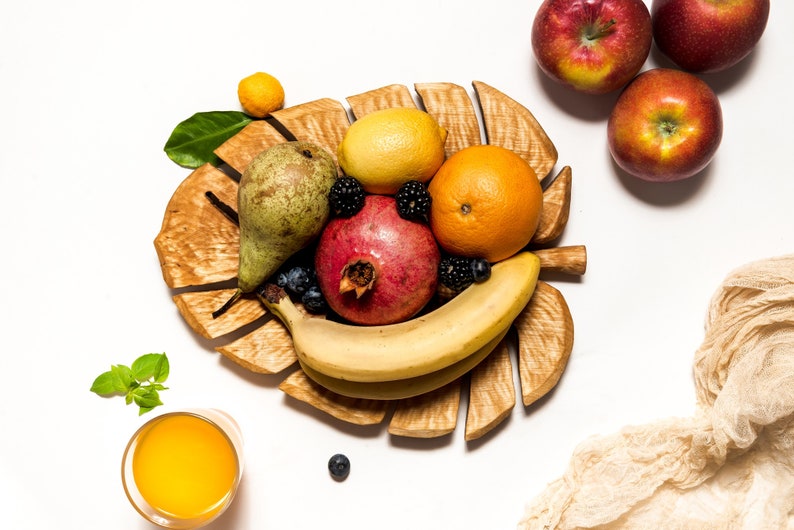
[337,107,448,195]
[237,72,285,118]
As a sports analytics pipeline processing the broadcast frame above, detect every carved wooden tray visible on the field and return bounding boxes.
[154,81,586,441]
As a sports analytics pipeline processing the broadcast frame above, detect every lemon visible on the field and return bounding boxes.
[337,107,448,195]
[237,72,285,118]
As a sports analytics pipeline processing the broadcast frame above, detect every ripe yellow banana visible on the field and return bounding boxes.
[258,251,540,383]
[298,329,510,400]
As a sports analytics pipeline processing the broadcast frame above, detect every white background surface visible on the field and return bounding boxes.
[1,1,792,529]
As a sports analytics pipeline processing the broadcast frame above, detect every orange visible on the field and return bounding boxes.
[237,72,285,118]
[428,144,543,262]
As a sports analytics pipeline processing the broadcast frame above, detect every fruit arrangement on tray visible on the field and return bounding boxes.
[154,81,587,440]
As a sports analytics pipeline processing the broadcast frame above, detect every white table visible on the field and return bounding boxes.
[1,1,791,528]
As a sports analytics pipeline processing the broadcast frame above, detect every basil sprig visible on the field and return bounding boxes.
[90,353,170,415]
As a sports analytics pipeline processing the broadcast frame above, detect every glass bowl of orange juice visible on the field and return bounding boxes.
[121,409,244,529]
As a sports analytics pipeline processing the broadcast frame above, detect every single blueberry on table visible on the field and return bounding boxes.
[328,453,350,480]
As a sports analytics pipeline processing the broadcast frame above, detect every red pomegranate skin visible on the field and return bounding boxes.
[314,194,440,325]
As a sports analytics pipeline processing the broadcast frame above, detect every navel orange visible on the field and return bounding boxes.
[427,144,543,262]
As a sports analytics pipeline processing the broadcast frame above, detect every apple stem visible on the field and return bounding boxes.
[586,18,617,41]
[660,120,678,136]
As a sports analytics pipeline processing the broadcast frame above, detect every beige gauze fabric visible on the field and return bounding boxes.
[518,255,794,530]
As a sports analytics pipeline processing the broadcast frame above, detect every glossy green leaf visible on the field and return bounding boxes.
[164,111,253,168]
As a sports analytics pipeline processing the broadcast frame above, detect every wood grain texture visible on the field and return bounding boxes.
[533,166,572,245]
[533,245,587,276]
[154,164,239,288]
[279,369,389,425]
[214,119,289,175]
[173,289,266,339]
[388,381,461,438]
[346,84,417,119]
[514,281,574,407]
[270,98,350,170]
[415,82,482,158]
[473,80,558,181]
[216,317,298,374]
[156,81,585,438]
[465,338,515,441]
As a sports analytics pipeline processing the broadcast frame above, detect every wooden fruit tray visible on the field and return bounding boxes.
[154,81,586,441]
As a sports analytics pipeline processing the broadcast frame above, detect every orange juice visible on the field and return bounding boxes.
[122,410,243,528]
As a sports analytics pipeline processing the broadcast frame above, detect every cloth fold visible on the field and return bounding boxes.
[518,255,794,530]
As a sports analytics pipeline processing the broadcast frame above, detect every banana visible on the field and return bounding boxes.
[258,251,540,383]
[298,328,510,400]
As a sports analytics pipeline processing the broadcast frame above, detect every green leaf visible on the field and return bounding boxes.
[91,352,171,414]
[131,353,169,383]
[164,111,253,168]
[132,386,163,410]
[110,364,134,391]
[90,371,120,396]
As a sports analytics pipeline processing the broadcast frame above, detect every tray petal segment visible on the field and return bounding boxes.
[279,370,389,425]
[270,98,350,169]
[388,381,461,438]
[154,164,239,288]
[415,82,483,158]
[465,338,515,441]
[533,166,572,245]
[173,288,266,339]
[346,84,417,118]
[514,281,574,407]
[217,317,298,374]
[214,119,290,175]
[472,80,558,180]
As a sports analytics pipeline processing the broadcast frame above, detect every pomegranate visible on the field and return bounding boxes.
[314,194,440,325]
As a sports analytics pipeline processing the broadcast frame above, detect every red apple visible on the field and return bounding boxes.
[651,0,770,73]
[607,68,722,182]
[531,0,653,95]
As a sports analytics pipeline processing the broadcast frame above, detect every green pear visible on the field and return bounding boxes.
[237,141,337,293]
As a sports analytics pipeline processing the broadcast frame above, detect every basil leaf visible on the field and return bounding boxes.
[111,364,134,391]
[132,386,163,410]
[91,353,171,414]
[90,371,119,395]
[131,353,169,383]
[164,111,253,168]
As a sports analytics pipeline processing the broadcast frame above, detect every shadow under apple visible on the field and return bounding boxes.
[534,63,620,123]
[609,150,712,207]
[648,41,762,95]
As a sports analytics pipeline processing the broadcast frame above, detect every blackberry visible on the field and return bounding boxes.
[301,285,328,314]
[395,180,432,220]
[328,453,351,480]
[438,255,475,292]
[329,177,365,217]
[470,258,492,283]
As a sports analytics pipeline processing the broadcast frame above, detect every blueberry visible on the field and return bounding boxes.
[286,266,314,295]
[275,271,289,289]
[470,258,491,283]
[328,453,350,480]
[301,285,328,314]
